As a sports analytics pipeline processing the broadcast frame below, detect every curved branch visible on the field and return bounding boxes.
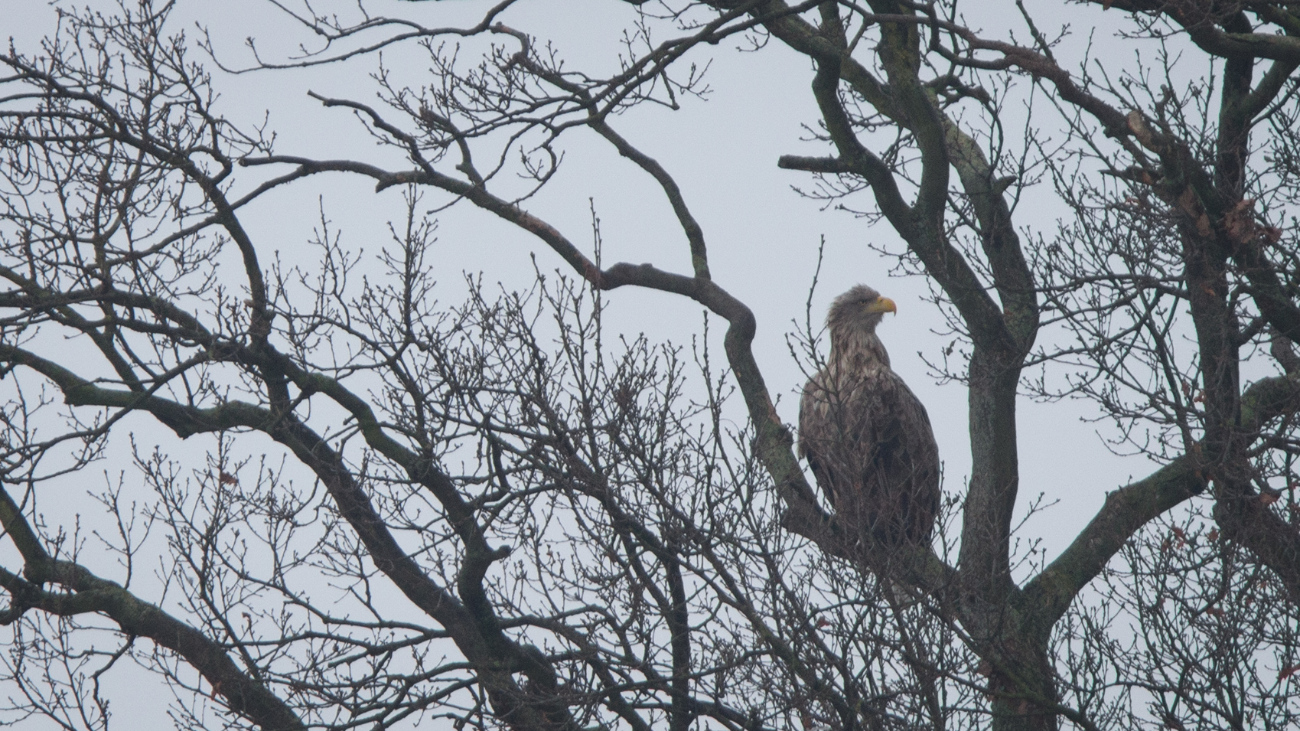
[1024,371,1300,620]
[0,486,305,731]
[1022,456,1205,623]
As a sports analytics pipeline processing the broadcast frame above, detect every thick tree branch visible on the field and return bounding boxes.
[1025,370,1300,619]
[802,49,1018,355]
[1022,457,1205,623]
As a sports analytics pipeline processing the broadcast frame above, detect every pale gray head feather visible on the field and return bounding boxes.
[826,284,891,369]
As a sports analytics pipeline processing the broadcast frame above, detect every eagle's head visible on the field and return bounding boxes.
[827,285,897,335]
[826,285,897,368]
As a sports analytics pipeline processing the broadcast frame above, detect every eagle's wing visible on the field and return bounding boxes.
[800,367,940,544]
[799,368,849,507]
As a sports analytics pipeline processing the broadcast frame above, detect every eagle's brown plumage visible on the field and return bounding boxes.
[799,285,940,546]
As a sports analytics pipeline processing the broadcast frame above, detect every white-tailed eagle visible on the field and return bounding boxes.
[799,285,940,546]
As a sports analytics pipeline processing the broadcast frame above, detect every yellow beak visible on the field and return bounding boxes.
[866,296,897,314]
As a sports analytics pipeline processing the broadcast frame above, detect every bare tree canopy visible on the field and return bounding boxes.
[2,2,1300,731]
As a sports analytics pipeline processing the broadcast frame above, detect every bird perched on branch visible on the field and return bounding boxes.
[799,285,940,547]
